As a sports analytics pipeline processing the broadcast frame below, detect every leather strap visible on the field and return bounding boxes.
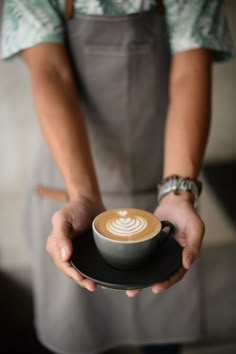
[35,185,69,201]
[64,0,164,20]
[64,0,73,20]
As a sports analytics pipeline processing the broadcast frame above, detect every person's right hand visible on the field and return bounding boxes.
[46,195,105,291]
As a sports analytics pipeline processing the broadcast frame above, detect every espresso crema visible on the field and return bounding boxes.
[94,208,161,241]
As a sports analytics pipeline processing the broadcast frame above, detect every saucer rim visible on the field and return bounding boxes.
[70,258,182,290]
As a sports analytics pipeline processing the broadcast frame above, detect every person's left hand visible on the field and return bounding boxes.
[126,192,205,297]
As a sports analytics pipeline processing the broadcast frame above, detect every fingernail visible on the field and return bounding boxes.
[127,291,140,297]
[61,247,68,260]
[127,293,136,298]
[152,288,160,294]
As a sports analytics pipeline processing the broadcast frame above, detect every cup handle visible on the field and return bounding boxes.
[158,220,175,246]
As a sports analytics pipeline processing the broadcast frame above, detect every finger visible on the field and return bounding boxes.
[46,230,72,266]
[49,236,83,281]
[47,234,97,291]
[63,263,96,292]
[55,253,97,291]
[48,211,97,291]
[51,210,74,261]
[182,246,197,270]
[182,224,205,269]
[126,289,142,297]
[152,267,186,294]
[79,278,97,292]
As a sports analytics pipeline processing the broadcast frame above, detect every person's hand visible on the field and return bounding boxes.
[46,195,105,291]
[126,192,205,297]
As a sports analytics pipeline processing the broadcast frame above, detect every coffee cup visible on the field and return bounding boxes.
[92,208,175,270]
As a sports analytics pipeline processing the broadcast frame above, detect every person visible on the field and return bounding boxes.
[0,1,233,354]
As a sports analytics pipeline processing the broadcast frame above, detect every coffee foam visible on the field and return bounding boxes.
[107,215,147,236]
[94,208,161,241]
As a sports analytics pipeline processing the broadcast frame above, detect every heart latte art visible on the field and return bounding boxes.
[94,208,161,241]
[107,215,147,237]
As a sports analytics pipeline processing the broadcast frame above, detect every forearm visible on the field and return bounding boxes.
[163,49,212,179]
[21,44,100,201]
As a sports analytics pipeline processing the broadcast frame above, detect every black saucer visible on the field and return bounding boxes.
[70,229,183,290]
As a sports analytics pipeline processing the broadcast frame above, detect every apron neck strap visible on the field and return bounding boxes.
[64,0,164,20]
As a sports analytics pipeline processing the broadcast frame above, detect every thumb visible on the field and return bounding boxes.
[51,211,74,261]
[182,218,205,270]
[182,246,197,270]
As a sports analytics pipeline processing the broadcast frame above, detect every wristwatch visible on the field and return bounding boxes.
[157,175,202,208]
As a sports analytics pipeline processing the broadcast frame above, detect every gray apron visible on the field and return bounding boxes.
[25,9,205,354]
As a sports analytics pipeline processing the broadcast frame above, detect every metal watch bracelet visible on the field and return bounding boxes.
[157,175,202,208]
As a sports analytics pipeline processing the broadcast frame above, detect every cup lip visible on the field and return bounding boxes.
[92,217,161,244]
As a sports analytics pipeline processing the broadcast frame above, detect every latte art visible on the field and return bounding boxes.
[94,208,161,241]
[106,216,147,237]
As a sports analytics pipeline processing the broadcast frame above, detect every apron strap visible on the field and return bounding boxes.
[64,0,164,20]
[64,0,73,20]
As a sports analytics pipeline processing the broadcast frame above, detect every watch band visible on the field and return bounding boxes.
[157,175,202,208]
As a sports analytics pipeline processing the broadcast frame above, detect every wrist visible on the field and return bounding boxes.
[69,192,105,213]
[158,190,195,206]
[65,169,102,202]
[67,180,102,203]
[68,188,102,203]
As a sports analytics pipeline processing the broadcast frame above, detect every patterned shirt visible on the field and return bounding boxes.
[1,0,234,62]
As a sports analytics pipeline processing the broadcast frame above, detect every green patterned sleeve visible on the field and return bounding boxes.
[1,0,64,60]
[165,0,234,62]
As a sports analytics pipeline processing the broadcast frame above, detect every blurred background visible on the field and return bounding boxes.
[0,1,236,353]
